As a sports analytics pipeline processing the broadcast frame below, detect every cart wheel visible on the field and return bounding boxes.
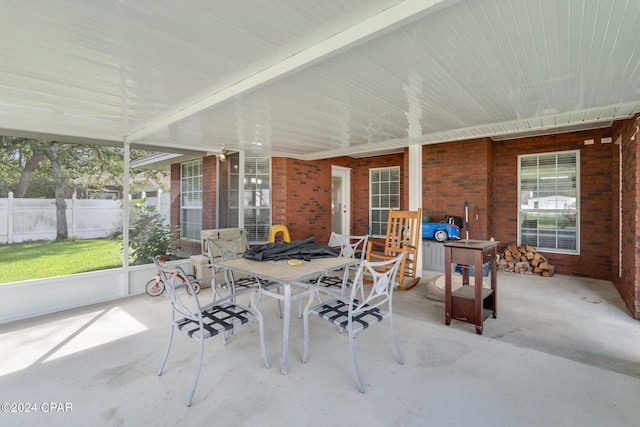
[434,229,448,242]
[185,274,201,295]
[145,278,165,297]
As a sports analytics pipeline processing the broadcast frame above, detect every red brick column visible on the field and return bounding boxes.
[201,155,217,230]
[613,114,640,319]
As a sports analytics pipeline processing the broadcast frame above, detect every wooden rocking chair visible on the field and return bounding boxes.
[365,208,422,291]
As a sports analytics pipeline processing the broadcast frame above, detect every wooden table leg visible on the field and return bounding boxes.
[444,247,451,325]
[474,250,483,334]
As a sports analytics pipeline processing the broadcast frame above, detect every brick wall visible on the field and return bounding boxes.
[492,129,614,279]
[170,122,639,317]
[334,153,405,237]
[176,135,617,278]
[422,138,492,239]
[420,131,615,280]
[272,157,332,243]
[271,157,288,228]
[202,155,217,230]
[274,153,406,242]
[612,114,640,319]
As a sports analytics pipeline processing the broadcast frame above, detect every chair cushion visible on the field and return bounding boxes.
[232,275,264,288]
[176,303,255,339]
[311,299,388,333]
[316,275,345,288]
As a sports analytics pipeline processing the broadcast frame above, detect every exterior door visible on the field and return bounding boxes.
[331,166,350,235]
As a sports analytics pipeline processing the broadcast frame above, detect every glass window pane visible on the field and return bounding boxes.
[389,167,400,181]
[229,190,239,206]
[369,166,400,237]
[180,160,202,241]
[243,157,271,242]
[518,152,578,253]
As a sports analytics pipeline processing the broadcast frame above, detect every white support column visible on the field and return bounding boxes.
[408,144,423,273]
[71,191,77,238]
[8,191,14,244]
[238,150,245,229]
[123,141,131,292]
[216,155,220,227]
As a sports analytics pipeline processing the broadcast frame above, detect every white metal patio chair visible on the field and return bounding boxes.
[207,236,261,293]
[207,236,283,317]
[302,251,405,393]
[314,232,368,293]
[154,258,269,406]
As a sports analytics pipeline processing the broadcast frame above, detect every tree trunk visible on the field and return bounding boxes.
[14,145,45,198]
[51,143,68,240]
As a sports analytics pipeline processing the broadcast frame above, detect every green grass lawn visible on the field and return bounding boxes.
[0,238,124,283]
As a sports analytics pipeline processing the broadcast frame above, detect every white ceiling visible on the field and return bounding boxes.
[1,0,639,160]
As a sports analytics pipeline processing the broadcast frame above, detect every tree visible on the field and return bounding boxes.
[0,136,44,196]
[14,141,46,198]
[50,142,68,240]
[0,135,169,240]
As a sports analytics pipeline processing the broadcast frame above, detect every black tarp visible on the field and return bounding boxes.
[242,237,339,261]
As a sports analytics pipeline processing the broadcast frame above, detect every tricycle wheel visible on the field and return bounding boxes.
[145,278,164,297]
[185,274,201,295]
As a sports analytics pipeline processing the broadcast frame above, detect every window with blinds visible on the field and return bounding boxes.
[518,150,579,254]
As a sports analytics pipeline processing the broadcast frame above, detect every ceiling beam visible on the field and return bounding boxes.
[124,0,460,144]
[0,128,121,147]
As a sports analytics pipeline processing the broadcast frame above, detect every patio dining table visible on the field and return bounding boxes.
[211,256,360,374]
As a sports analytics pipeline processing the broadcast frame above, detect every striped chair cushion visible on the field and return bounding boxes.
[311,299,388,333]
[176,303,255,339]
[316,275,345,289]
[232,275,265,288]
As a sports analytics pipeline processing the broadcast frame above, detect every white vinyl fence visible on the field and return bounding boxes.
[0,191,170,244]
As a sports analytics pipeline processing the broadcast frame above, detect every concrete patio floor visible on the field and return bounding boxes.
[1,270,639,426]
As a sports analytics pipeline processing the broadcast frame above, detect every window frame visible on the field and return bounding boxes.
[242,156,271,243]
[369,165,401,238]
[180,160,202,241]
[517,150,580,255]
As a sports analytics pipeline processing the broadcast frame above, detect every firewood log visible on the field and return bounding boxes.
[531,253,542,266]
[499,243,554,276]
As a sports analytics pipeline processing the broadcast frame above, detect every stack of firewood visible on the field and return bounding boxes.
[498,243,555,276]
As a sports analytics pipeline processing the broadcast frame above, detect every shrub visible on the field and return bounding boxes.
[127,199,180,265]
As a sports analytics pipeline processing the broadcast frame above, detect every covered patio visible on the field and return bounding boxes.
[2,271,639,426]
[2,0,640,316]
[1,1,640,424]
